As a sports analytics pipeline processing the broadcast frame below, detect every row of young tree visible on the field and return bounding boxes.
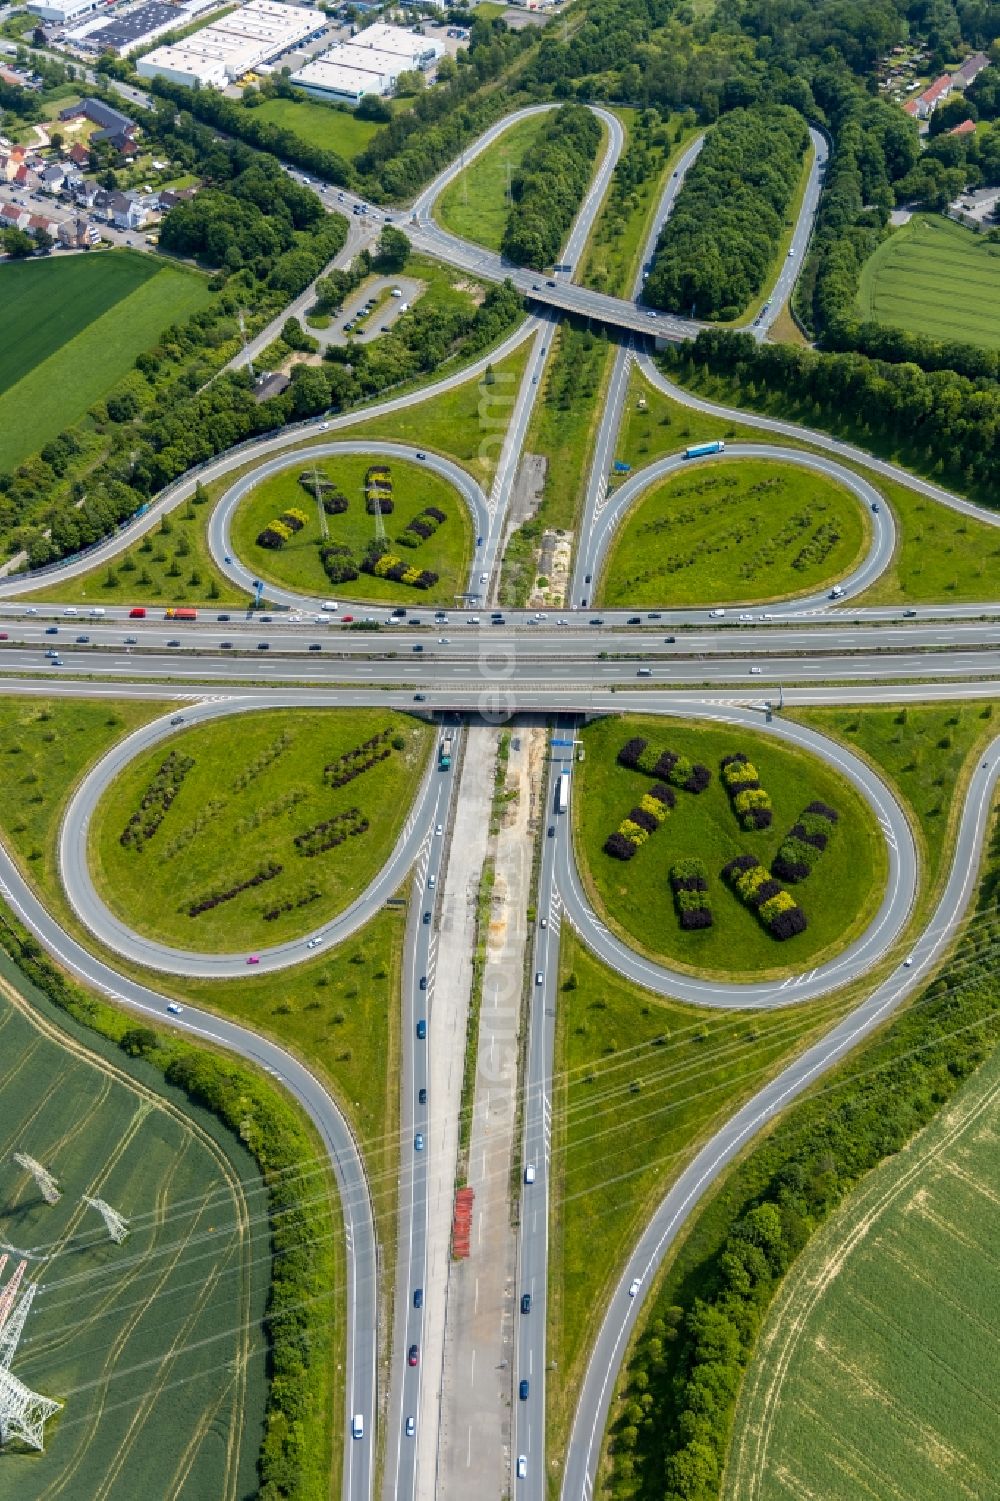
[499,104,603,269]
[644,105,810,318]
[671,329,1000,500]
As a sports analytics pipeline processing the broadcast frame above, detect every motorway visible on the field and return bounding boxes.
[1,94,999,1501]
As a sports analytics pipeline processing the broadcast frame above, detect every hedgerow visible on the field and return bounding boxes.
[670,858,712,930]
[183,860,283,918]
[617,738,711,794]
[604,782,674,859]
[293,808,369,858]
[720,752,773,831]
[772,800,839,883]
[722,854,806,939]
[120,749,194,850]
[323,730,394,788]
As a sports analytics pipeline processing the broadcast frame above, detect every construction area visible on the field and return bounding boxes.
[0,968,269,1495]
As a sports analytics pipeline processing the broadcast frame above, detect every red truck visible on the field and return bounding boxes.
[129,607,146,618]
[164,608,198,621]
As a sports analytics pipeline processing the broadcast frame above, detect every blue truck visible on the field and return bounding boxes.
[684,440,726,460]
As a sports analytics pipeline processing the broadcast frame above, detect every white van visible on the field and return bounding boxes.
[89,607,106,617]
[352,1414,364,1440]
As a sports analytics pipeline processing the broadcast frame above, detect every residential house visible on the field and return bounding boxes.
[0,202,30,232]
[72,177,100,209]
[903,98,921,118]
[157,185,197,212]
[38,161,66,194]
[106,189,147,229]
[913,73,953,119]
[0,145,27,182]
[948,117,978,136]
[27,212,60,240]
[952,52,989,91]
[58,215,98,248]
[67,141,90,169]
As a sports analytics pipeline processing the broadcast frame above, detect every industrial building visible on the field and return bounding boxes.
[26,0,98,24]
[136,0,326,87]
[290,22,443,104]
[74,1,184,57]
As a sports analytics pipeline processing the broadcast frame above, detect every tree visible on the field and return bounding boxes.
[374,225,410,272]
[49,130,63,152]
[1,228,34,259]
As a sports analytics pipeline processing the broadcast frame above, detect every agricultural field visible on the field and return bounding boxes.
[0,967,268,1501]
[89,708,433,951]
[725,1039,1000,1501]
[251,96,383,160]
[0,252,213,472]
[231,453,474,604]
[573,714,886,980]
[435,112,549,250]
[599,457,868,607]
[856,213,1000,351]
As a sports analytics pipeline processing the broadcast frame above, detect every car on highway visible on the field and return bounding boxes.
[217,614,230,622]
[517,1456,527,1480]
[416,451,426,461]
[710,608,726,618]
[342,614,354,623]
[125,635,138,644]
[423,910,432,925]
[903,609,917,618]
[62,606,77,615]
[352,1414,364,1440]
[749,666,762,674]
[246,955,260,965]
[438,637,449,644]
[435,823,443,836]
[419,976,428,991]
[166,1002,183,1015]
[418,1087,427,1105]
[321,601,339,611]
[871,501,880,512]
[903,954,915,967]
[524,1163,536,1184]
[414,692,426,701]
[48,657,63,666]
[221,641,234,650]
[519,1379,529,1400]
[413,1287,423,1308]
[627,616,641,625]
[629,1277,641,1297]
[405,1416,416,1438]
[637,667,651,676]
[408,1344,420,1367]
[414,1133,424,1152]
[167,638,181,647]
[309,642,322,651]
[540,916,547,929]
[416,1019,427,1039]
[45,626,58,635]
[521,1293,531,1314]
[24,607,37,615]
[224,554,232,564]
[74,634,90,643]
[535,971,544,985]
[170,715,184,725]
[257,641,269,650]
[739,613,753,621]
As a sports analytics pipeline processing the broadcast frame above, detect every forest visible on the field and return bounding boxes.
[500,104,603,269]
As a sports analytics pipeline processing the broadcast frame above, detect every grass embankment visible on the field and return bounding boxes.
[501,324,615,606]
[0,252,212,471]
[620,363,1000,603]
[573,714,885,982]
[90,707,432,951]
[599,456,868,607]
[231,455,472,606]
[253,95,384,160]
[550,703,998,1496]
[435,112,549,251]
[578,110,700,299]
[856,212,1000,351]
[725,1036,1000,1501]
[24,337,532,608]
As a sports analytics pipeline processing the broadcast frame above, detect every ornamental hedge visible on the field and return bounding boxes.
[616,738,711,794]
[603,782,675,860]
[772,799,839,883]
[361,549,439,589]
[293,807,370,858]
[257,507,310,549]
[670,857,712,930]
[318,543,359,586]
[723,853,806,939]
[720,752,773,831]
[398,505,449,550]
[183,860,283,918]
[120,750,194,851]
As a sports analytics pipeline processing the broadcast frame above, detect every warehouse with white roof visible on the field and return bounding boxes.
[137,0,326,87]
[290,22,443,104]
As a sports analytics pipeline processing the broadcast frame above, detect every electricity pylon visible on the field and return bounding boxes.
[11,1154,60,1205]
[81,1197,129,1245]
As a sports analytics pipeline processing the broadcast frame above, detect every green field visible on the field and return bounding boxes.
[90,708,432,951]
[599,457,868,606]
[0,252,212,472]
[574,714,886,981]
[232,455,473,605]
[857,213,1000,350]
[0,965,268,1501]
[253,96,383,160]
[725,1039,1000,1501]
[435,113,549,250]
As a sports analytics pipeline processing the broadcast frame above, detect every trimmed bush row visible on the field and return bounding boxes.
[323,492,349,516]
[617,737,711,794]
[257,506,310,550]
[398,506,449,550]
[120,750,194,850]
[293,807,369,858]
[720,752,773,831]
[365,464,393,515]
[231,730,295,793]
[233,786,309,838]
[262,882,322,922]
[362,550,439,589]
[723,854,806,939]
[323,730,394,788]
[163,797,228,860]
[319,542,359,586]
[670,857,713,930]
[772,799,839,883]
[183,860,283,918]
[604,782,676,860]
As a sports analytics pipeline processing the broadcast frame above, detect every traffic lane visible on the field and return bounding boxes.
[754,127,828,340]
[6,646,1000,686]
[580,443,894,610]
[57,696,443,979]
[562,742,1000,1501]
[552,700,916,1008]
[0,832,377,1501]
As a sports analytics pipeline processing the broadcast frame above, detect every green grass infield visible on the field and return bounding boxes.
[435,113,549,252]
[573,713,886,981]
[856,212,1000,351]
[89,707,433,951]
[599,456,869,607]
